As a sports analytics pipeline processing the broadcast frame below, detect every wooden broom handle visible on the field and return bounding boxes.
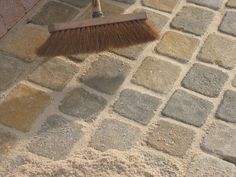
[92,0,104,18]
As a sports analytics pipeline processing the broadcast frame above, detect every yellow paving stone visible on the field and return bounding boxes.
[0,84,51,132]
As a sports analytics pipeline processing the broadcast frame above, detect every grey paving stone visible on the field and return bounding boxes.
[162,90,213,127]
[146,120,195,157]
[59,88,107,121]
[29,58,78,91]
[198,34,236,69]
[30,1,79,25]
[171,6,214,36]
[80,55,130,95]
[186,154,236,177]
[0,54,25,92]
[216,90,236,123]
[219,11,236,37]
[182,64,228,97]
[156,31,200,63]
[142,0,179,13]
[27,115,83,160]
[187,0,223,10]
[227,0,236,8]
[90,119,141,151]
[59,0,90,8]
[132,57,181,94]
[0,131,16,161]
[113,89,162,125]
[201,121,236,165]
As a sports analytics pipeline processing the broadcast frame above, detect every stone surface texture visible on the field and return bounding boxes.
[187,0,223,10]
[227,0,236,8]
[28,115,83,160]
[201,121,236,165]
[182,64,228,97]
[146,120,195,157]
[0,17,7,38]
[0,84,51,132]
[198,34,236,69]
[0,26,49,61]
[156,31,199,63]
[59,88,107,121]
[113,89,162,125]
[171,6,214,36]
[29,58,78,91]
[132,57,181,94]
[59,0,90,8]
[216,90,236,123]
[185,154,236,177]
[80,55,130,95]
[0,131,16,159]
[30,1,79,25]
[162,90,213,127]
[90,119,141,151]
[142,0,179,13]
[219,11,236,37]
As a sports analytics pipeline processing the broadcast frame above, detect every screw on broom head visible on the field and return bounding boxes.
[36,1,159,57]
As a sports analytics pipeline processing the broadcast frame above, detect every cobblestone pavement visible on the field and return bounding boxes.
[0,0,236,176]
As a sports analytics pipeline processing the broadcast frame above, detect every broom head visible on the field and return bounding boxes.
[37,12,159,57]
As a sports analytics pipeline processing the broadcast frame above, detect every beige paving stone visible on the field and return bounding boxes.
[0,84,51,132]
[0,26,49,61]
[156,31,199,63]
[142,0,179,13]
[132,57,181,94]
[198,34,236,69]
[227,0,236,8]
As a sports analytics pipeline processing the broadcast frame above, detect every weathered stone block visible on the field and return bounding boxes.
[219,11,236,37]
[142,0,179,13]
[187,0,223,10]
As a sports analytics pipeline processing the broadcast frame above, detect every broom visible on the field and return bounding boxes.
[36,0,159,57]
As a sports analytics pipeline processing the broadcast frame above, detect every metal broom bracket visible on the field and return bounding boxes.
[92,0,104,18]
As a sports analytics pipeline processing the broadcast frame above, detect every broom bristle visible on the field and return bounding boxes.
[36,19,159,57]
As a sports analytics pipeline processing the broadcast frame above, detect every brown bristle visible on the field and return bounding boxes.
[36,19,159,57]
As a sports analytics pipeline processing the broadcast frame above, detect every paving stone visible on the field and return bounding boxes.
[216,90,236,123]
[146,120,195,157]
[233,76,236,87]
[171,6,214,36]
[90,119,141,151]
[29,58,78,91]
[182,64,228,97]
[80,55,130,95]
[187,0,223,10]
[28,115,83,160]
[0,26,49,61]
[186,154,236,177]
[59,0,90,8]
[113,0,136,4]
[113,89,162,125]
[59,88,107,121]
[197,34,236,69]
[112,9,168,60]
[78,0,125,19]
[142,0,179,13]
[0,17,7,38]
[0,54,26,92]
[0,0,25,29]
[132,57,181,94]
[0,131,16,160]
[68,54,90,62]
[20,0,39,11]
[30,1,79,25]
[201,121,236,165]
[156,31,199,63]
[219,11,236,37]
[0,84,51,132]
[162,90,213,127]
[227,0,236,8]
